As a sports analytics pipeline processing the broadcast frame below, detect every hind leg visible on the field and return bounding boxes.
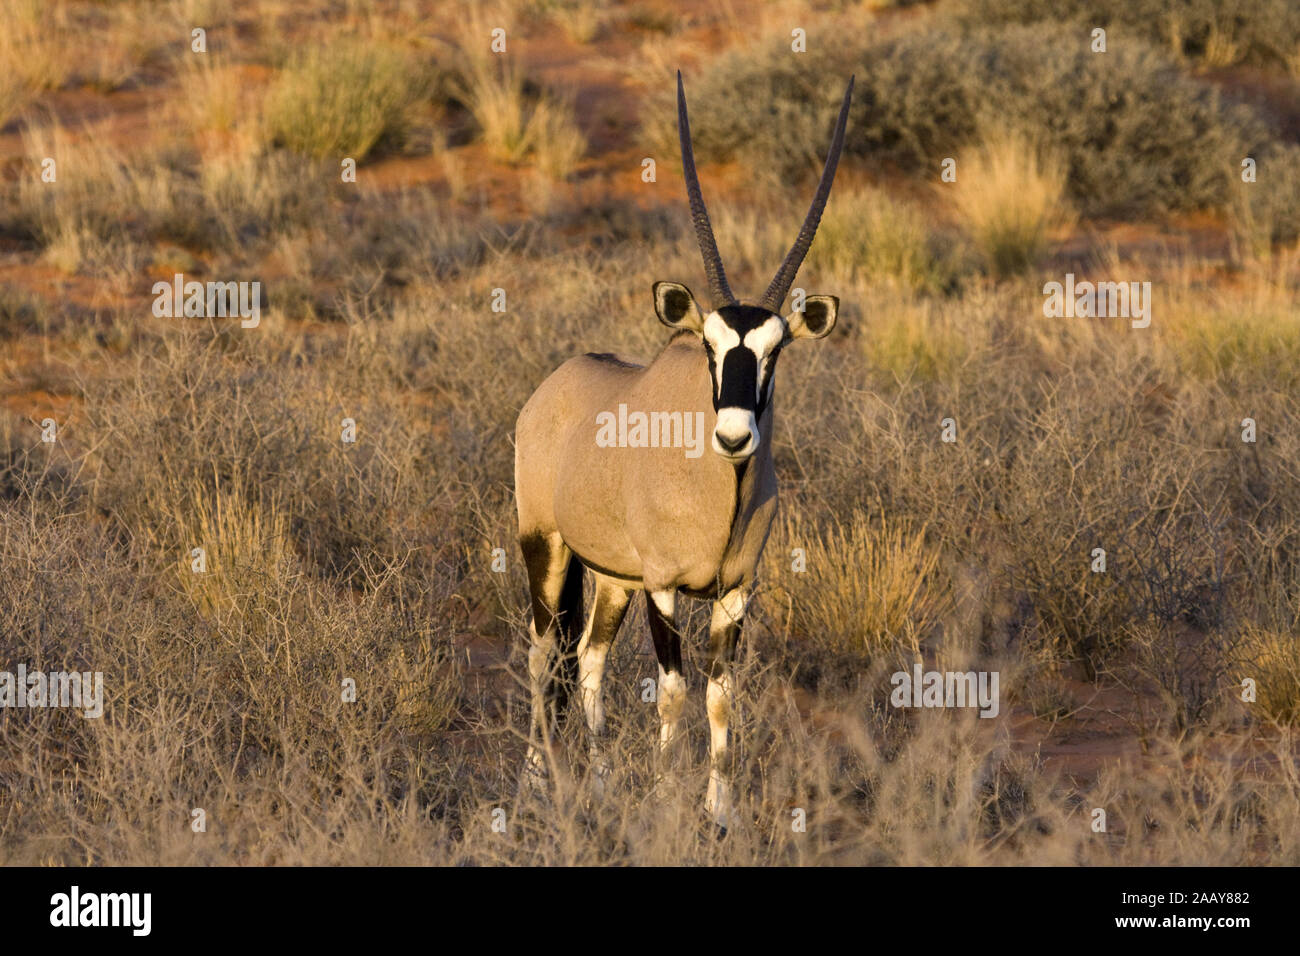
[576,576,633,790]
[520,531,583,786]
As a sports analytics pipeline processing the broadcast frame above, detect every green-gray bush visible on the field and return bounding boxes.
[657,24,1280,218]
[958,0,1300,70]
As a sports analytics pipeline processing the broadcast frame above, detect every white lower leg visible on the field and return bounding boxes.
[704,588,746,825]
[705,671,734,826]
[576,622,606,739]
[525,619,557,782]
[576,621,611,790]
[657,665,686,751]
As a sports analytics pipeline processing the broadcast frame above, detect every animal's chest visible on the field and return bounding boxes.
[625,455,776,593]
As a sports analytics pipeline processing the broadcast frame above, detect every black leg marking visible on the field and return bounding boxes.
[553,555,584,717]
[646,590,688,759]
[647,592,682,676]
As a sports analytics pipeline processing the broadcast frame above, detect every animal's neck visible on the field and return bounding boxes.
[727,388,775,525]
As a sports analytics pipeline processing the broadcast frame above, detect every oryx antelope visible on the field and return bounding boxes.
[514,72,853,827]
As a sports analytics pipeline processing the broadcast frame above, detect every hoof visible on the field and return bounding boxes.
[584,769,610,806]
[587,753,612,802]
[705,780,738,834]
[518,747,551,799]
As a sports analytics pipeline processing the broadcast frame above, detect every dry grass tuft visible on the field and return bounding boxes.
[859,297,971,383]
[173,478,298,625]
[818,187,952,293]
[951,130,1074,278]
[458,59,587,177]
[541,0,609,43]
[452,22,586,178]
[177,58,266,157]
[775,509,951,661]
[263,40,427,160]
[1236,627,1300,725]
[0,0,72,95]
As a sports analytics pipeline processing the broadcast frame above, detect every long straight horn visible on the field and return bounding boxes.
[677,71,736,309]
[758,76,854,314]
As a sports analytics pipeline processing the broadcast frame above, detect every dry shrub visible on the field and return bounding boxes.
[1001,397,1225,677]
[81,330,458,590]
[1230,144,1300,256]
[1117,619,1239,736]
[0,496,463,865]
[665,23,1272,217]
[962,0,1300,71]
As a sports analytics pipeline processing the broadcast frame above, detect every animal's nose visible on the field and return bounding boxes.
[715,430,748,453]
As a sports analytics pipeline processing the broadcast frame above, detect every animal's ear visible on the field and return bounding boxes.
[653,281,704,332]
[785,295,838,340]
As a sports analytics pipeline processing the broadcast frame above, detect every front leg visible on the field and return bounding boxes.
[646,589,686,758]
[705,586,748,830]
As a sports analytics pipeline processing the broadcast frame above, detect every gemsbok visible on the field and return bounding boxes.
[514,71,854,828]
